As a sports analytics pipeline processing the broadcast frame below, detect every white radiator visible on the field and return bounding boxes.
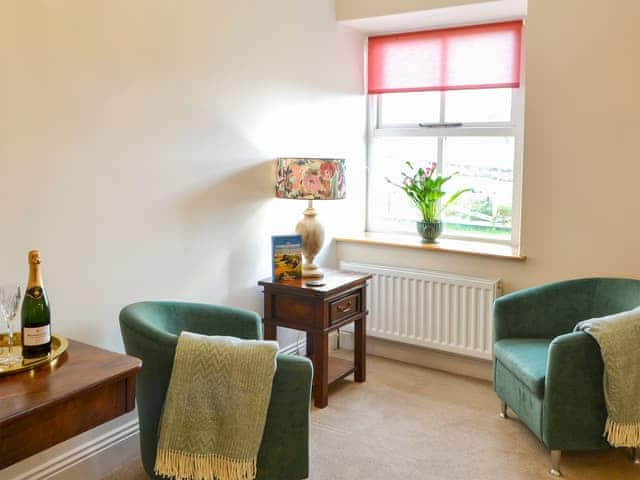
[340,262,502,360]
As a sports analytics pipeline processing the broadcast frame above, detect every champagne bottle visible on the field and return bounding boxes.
[21,250,52,358]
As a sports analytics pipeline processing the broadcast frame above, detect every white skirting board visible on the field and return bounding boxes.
[336,330,492,381]
[278,336,308,356]
[280,331,491,381]
[0,413,139,480]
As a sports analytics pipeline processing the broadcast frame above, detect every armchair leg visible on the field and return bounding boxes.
[499,400,508,419]
[633,447,640,465]
[550,450,562,477]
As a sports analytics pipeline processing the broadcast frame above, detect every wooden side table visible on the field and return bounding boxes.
[0,339,141,469]
[258,269,371,408]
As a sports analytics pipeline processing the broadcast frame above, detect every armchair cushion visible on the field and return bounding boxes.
[494,338,551,397]
[495,359,544,438]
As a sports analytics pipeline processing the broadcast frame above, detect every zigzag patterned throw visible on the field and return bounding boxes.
[155,332,278,480]
[575,306,640,448]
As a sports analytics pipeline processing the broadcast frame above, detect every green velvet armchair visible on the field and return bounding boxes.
[493,278,640,476]
[120,301,313,480]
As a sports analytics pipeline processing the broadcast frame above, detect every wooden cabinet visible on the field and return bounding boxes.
[0,340,141,469]
[258,269,371,408]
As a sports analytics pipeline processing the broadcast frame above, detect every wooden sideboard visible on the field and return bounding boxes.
[0,339,141,469]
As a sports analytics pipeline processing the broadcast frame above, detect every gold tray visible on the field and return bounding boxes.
[0,333,69,376]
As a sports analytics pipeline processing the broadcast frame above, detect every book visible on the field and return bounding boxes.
[271,235,302,281]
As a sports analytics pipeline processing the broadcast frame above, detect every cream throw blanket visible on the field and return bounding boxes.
[155,332,278,480]
[575,306,640,447]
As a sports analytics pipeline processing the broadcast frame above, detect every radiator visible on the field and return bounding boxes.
[340,262,502,360]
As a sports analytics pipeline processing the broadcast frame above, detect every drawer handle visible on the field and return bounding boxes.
[337,302,353,313]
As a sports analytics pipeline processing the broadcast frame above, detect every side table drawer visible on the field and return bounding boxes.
[271,294,317,328]
[330,292,361,325]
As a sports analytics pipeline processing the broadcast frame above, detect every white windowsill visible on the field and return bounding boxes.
[335,232,526,261]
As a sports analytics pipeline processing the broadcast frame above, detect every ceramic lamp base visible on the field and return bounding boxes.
[295,199,325,279]
[302,263,324,278]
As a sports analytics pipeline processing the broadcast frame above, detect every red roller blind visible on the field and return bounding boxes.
[368,21,523,94]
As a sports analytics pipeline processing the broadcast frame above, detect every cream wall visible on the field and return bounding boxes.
[2,0,638,355]
[336,0,487,20]
[338,0,640,293]
[0,0,366,352]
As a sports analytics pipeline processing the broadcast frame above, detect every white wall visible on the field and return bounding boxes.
[0,0,366,352]
[338,0,640,294]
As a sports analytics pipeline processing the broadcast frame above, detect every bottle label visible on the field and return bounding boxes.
[23,325,51,346]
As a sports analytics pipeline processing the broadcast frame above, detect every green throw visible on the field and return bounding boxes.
[154,332,278,480]
[575,306,640,447]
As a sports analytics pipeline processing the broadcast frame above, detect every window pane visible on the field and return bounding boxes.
[369,136,439,232]
[442,137,515,240]
[445,88,512,123]
[379,92,440,126]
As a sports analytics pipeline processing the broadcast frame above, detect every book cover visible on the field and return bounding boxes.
[272,235,302,281]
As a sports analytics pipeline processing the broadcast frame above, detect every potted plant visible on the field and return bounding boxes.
[387,162,471,243]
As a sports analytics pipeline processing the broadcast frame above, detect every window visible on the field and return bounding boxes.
[366,22,524,246]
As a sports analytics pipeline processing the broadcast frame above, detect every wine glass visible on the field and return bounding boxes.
[0,284,23,366]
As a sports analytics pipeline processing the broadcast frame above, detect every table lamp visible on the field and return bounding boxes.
[275,157,346,278]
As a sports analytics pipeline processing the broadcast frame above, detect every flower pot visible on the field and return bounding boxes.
[417,220,443,243]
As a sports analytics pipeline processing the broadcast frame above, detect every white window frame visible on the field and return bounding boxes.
[366,86,525,248]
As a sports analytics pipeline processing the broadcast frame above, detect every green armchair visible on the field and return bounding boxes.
[493,278,640,476]
[120,301,313,480]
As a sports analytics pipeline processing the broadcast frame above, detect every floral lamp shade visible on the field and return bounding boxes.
[275,158,346,200]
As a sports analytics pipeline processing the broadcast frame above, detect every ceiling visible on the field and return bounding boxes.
[338,0,528,35]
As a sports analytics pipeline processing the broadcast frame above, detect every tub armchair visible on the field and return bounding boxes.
[493,278,640,476]
[120,301,313,480]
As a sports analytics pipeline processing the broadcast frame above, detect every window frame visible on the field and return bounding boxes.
[365,86,525,248]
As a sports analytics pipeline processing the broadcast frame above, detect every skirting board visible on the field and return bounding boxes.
[279,337,308,356]
[338,330,492,381]
[279,332,341,355]
[282,331,492,381]
[0,413,140,480]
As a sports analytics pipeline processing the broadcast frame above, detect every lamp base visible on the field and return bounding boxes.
[302,263,324,279]
[295,199,325,279]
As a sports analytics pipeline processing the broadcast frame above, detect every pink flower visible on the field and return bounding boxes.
[303,173,322,194]
[402,176,413,187]
[320,162,336,179]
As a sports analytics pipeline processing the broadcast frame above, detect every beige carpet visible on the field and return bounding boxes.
[104,354,639,480]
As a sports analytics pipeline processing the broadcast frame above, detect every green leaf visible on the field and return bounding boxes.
[385,177,404,189]
[391,164,468,222]
[438,188,472,215]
